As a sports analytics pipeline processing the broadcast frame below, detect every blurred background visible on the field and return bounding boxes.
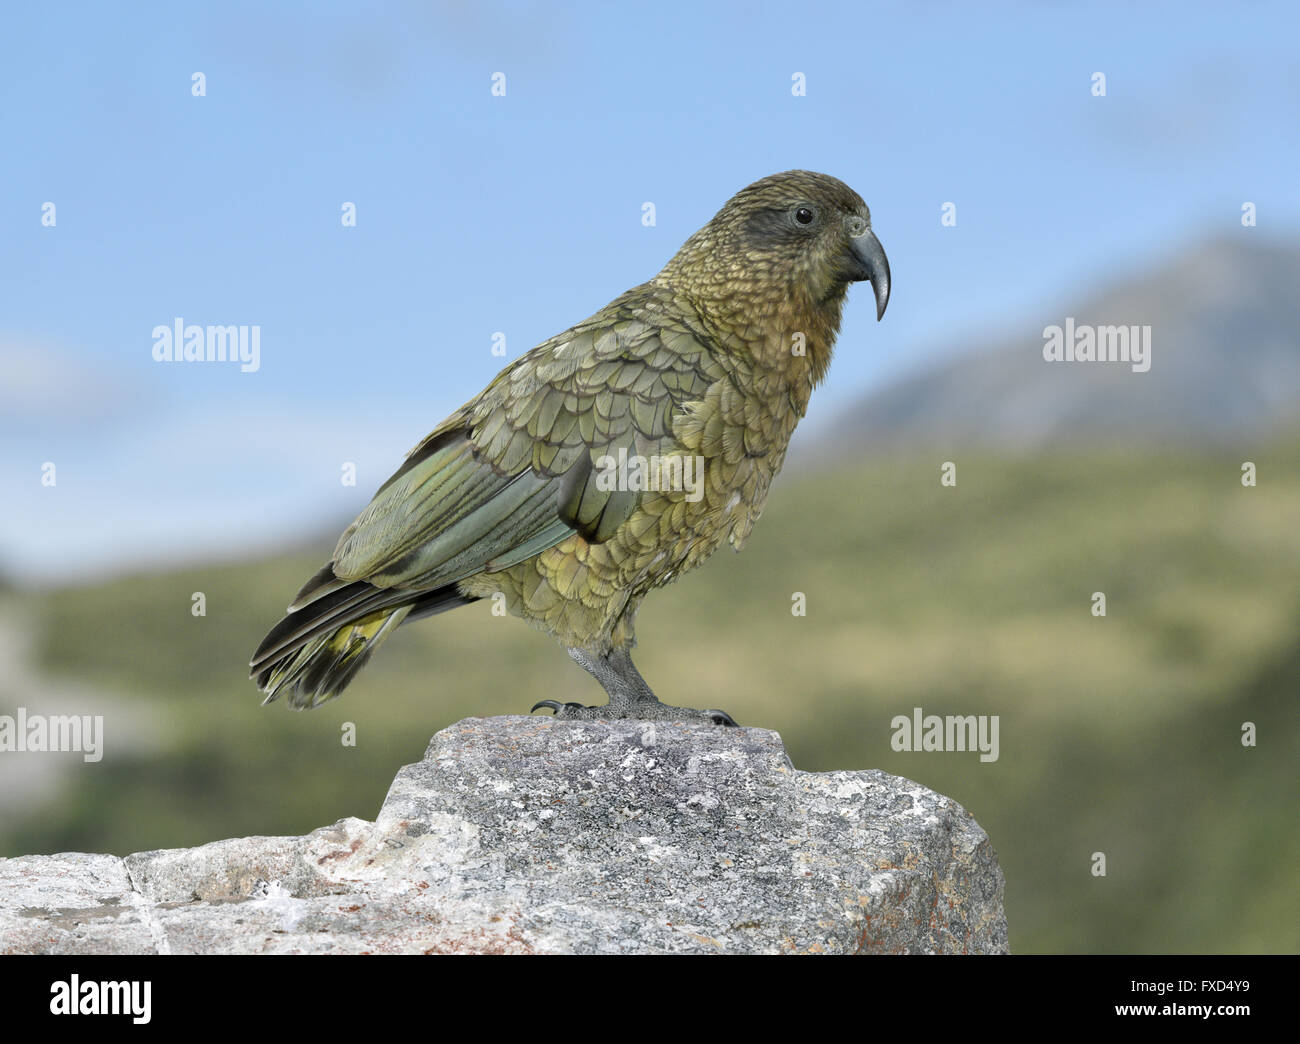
[1,1,1297,953]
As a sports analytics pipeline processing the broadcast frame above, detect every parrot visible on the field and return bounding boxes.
[250,170,889,725]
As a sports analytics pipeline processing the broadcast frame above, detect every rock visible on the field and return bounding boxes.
[0,717,1009,954]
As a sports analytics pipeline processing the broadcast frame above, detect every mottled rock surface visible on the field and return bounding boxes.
[0,717,1009,954]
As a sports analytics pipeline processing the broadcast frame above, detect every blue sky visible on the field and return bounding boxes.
[2,0,1297,583]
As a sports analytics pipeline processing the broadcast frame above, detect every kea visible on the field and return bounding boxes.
[250,170,890,724]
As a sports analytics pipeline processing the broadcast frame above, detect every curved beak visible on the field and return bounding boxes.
[849,228,891,320]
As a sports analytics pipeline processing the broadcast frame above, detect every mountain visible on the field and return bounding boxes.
[829,235,1300,451]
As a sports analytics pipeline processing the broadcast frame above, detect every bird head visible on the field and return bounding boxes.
[658,170,891,324]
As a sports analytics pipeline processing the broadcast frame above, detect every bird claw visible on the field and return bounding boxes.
[530,700,738,726]
[530,700,587,715]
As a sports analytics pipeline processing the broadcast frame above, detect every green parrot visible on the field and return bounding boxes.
[251,170,890,724]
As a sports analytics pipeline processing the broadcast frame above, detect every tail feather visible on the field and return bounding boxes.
[250,562,475,709]
[258,605,410,709]
[252,581,397,671]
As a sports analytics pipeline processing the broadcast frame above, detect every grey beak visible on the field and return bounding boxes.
[849,228,891,320]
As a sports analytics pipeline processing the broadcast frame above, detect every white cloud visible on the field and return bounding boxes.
[0,337,141,427]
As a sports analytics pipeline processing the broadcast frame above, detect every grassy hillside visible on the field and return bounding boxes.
[5,435,1299,953]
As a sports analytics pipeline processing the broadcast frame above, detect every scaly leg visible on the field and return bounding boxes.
[531,647,737,725]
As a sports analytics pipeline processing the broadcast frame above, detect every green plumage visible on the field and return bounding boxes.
[251,170,890,718]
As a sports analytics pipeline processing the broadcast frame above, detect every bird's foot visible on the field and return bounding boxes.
[530,699,737,726]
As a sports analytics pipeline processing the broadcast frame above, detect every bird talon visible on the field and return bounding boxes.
[531,700,591,716]
[705,710,738,726]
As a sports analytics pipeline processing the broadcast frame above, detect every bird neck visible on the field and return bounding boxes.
[767,278,847,390]
[652,271,847,392]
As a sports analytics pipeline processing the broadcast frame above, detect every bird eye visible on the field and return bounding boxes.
[794,207,815,225]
